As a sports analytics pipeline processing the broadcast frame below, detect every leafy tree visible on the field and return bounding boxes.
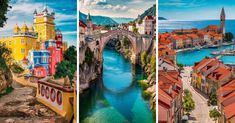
[11,63,24,74]
[225,32,234,41]
[184,89,191,97]
[132,26,138,34]
[209,91,217,105]
[209,108,221,123]
[84,47,93,66]
[183,90,195,115]
[54,46,77,81]
[177,63,184,72]
[141,51,147,66]
[0,0,11,27]
[0,44,11,71]
[122,36,130,49]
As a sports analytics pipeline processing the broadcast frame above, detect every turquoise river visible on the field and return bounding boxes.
[79,48,154,123]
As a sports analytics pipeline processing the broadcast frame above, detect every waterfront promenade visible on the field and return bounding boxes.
[181,67,214,123]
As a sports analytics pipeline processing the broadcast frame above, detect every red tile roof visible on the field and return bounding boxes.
[224,103,235,120]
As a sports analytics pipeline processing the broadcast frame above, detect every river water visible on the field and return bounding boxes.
[79,48,154,123]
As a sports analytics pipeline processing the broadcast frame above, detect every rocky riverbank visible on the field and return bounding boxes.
[79,44,102,94]
[0,81,64,123]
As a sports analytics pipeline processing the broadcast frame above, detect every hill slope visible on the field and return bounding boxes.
[79,12,118,25]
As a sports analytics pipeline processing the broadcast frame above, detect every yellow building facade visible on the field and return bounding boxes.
[0,24,38,61]
[33,7,55,42]
[0,7,56,62]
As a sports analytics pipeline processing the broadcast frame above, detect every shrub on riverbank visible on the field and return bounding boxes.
[138,80,149,90]
[142,90,151,100]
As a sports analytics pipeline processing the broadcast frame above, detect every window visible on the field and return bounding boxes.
[21,48,25,53]
[21,40,24,44]
[9,41,11,45]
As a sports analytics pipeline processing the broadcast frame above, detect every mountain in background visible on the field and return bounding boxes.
[158,17,167,20]
[135,4,156,20]
[79,11,118,25]
[112,17,134,24]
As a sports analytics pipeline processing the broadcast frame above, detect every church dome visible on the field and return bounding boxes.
[21,24,29,33]
[14,24,21,34]
[28,26,34,32]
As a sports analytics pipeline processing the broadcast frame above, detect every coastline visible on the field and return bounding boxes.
[176,41,235,53]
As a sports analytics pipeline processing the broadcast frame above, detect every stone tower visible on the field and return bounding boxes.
[86,12,93,35]
[220,7,226,36]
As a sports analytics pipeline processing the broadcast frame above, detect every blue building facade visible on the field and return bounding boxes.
[28,50,50,75]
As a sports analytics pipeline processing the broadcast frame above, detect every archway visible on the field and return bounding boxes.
[99,29,139,64]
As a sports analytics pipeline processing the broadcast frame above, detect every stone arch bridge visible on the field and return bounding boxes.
[85,29,153,64]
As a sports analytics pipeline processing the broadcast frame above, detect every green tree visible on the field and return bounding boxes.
[225,32,234,41]
[209,108,221,123]
[0,0,11,27]
[11,63,24,74]
[183,90,195,115]
[0,44,11,71]
[209,91,217,105]
[132,26,138,34]
[54,46,77,81]
[122,36,130,49]
[177,63,184,72]
[84,47,93,66]
[184,89,191,97]
[140,51,147,66]
[63,45,77,64]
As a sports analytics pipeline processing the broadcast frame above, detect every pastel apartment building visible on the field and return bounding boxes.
[192,57,234,95]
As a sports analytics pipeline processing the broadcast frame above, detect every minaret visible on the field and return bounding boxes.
[86,12,93,35]
[220,7,226,36]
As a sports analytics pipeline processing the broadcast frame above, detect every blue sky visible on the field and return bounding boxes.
[79,0,156,18]
[0,0,77,46]
[159,0,235,20]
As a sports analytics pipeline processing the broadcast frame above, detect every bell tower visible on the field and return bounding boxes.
[34,6,55,43]
[220,7,226,36]
[86,12,93,35]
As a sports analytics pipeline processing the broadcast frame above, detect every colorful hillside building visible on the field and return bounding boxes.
[29,40,63,77]
[0,7,57,62]
[45,40,63,75]
[28,50,50,77]
[0,24,37,61]
[55,29,63,49]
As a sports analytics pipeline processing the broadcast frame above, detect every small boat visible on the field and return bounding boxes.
[209,45,219,48]
[195,47,200,51]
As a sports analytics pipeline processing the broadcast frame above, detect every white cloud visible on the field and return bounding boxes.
[103,4,128,11]
[62,31,77,35]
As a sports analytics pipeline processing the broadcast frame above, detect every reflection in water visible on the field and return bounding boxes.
[79,49,153,123]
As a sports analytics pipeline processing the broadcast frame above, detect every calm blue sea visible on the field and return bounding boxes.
[159,20,235,66]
